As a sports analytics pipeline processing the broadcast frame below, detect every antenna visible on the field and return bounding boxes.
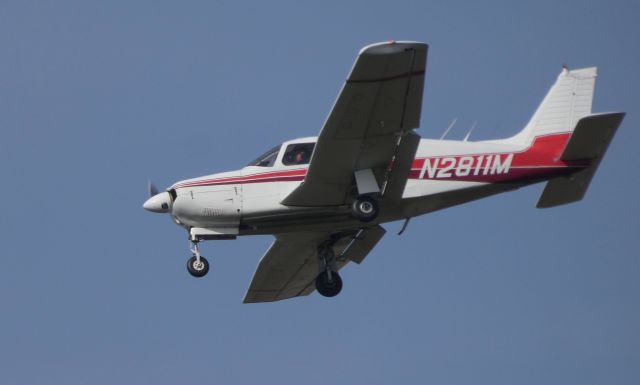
[463,121,477,142]
[440,118,457,140]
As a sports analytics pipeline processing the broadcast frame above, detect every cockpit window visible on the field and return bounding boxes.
[248,145,280,167]
[282,143,315,166]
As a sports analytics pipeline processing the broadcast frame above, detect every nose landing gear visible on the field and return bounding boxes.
[187,241,209,278]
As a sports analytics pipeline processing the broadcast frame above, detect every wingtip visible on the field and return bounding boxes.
[359,40,428,55]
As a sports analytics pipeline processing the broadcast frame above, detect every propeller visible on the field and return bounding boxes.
[148,180,159,197]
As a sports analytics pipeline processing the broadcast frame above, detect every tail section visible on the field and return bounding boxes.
[505,66,624,208]
[509,67,597,144]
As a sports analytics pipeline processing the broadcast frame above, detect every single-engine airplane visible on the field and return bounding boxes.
[144,41,624,303]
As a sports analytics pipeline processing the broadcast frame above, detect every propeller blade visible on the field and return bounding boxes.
[148,180,159,197]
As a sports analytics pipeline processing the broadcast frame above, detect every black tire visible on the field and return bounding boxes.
[351,195,379,222]
[315,270,343,297]
[187,255,209,278]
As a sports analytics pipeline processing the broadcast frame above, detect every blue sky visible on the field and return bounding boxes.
[1,1,638,384]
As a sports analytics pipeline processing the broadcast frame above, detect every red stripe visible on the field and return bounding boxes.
[173,168,307,189]
[410,133,573,170]
[173,133,584,189]
[409,133,588,183]
[407,166,581,183]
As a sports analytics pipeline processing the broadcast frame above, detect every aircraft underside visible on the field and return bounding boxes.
[236,180,530,236]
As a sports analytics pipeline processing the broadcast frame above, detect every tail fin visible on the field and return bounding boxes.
[509,67,597,144]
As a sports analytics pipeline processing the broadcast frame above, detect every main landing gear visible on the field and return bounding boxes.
[351,195,379,222]
[316,269,342,297]
[187,241,209,278]
[315,246,342,297]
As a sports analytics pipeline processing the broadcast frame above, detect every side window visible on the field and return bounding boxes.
[282,143,315,166]
[248,145,280,167]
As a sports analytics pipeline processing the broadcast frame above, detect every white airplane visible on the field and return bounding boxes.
[144,41,624,303]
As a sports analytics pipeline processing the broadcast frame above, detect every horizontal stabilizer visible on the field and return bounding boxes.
[561,112,625,161]
[537,169,596,208]
[537,112,625,208]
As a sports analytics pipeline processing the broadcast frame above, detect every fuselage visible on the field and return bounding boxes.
[164,133,587,236]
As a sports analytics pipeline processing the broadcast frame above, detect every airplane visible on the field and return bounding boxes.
[143,41,624,303]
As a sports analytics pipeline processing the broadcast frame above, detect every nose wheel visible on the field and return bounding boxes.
[187,255,209,277]
[187,241,209,278]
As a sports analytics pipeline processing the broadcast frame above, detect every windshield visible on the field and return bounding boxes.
[248,145,280,167]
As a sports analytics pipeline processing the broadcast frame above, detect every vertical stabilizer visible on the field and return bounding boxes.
[509,67,597,144]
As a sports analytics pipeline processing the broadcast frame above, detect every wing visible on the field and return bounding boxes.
[243,226,386,303]
[282,41,427,207]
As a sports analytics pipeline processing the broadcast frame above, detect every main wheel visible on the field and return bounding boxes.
[351,195,379,222]
[315,270,343,297]
[187,255,209,278]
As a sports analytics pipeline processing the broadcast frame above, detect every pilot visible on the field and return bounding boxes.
[294,150,308,164]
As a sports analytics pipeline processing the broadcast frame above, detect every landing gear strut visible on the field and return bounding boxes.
[315,246,342,297]
[187,241,209,278]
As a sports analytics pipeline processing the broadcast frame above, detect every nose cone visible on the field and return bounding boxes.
[143,192,172,213]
